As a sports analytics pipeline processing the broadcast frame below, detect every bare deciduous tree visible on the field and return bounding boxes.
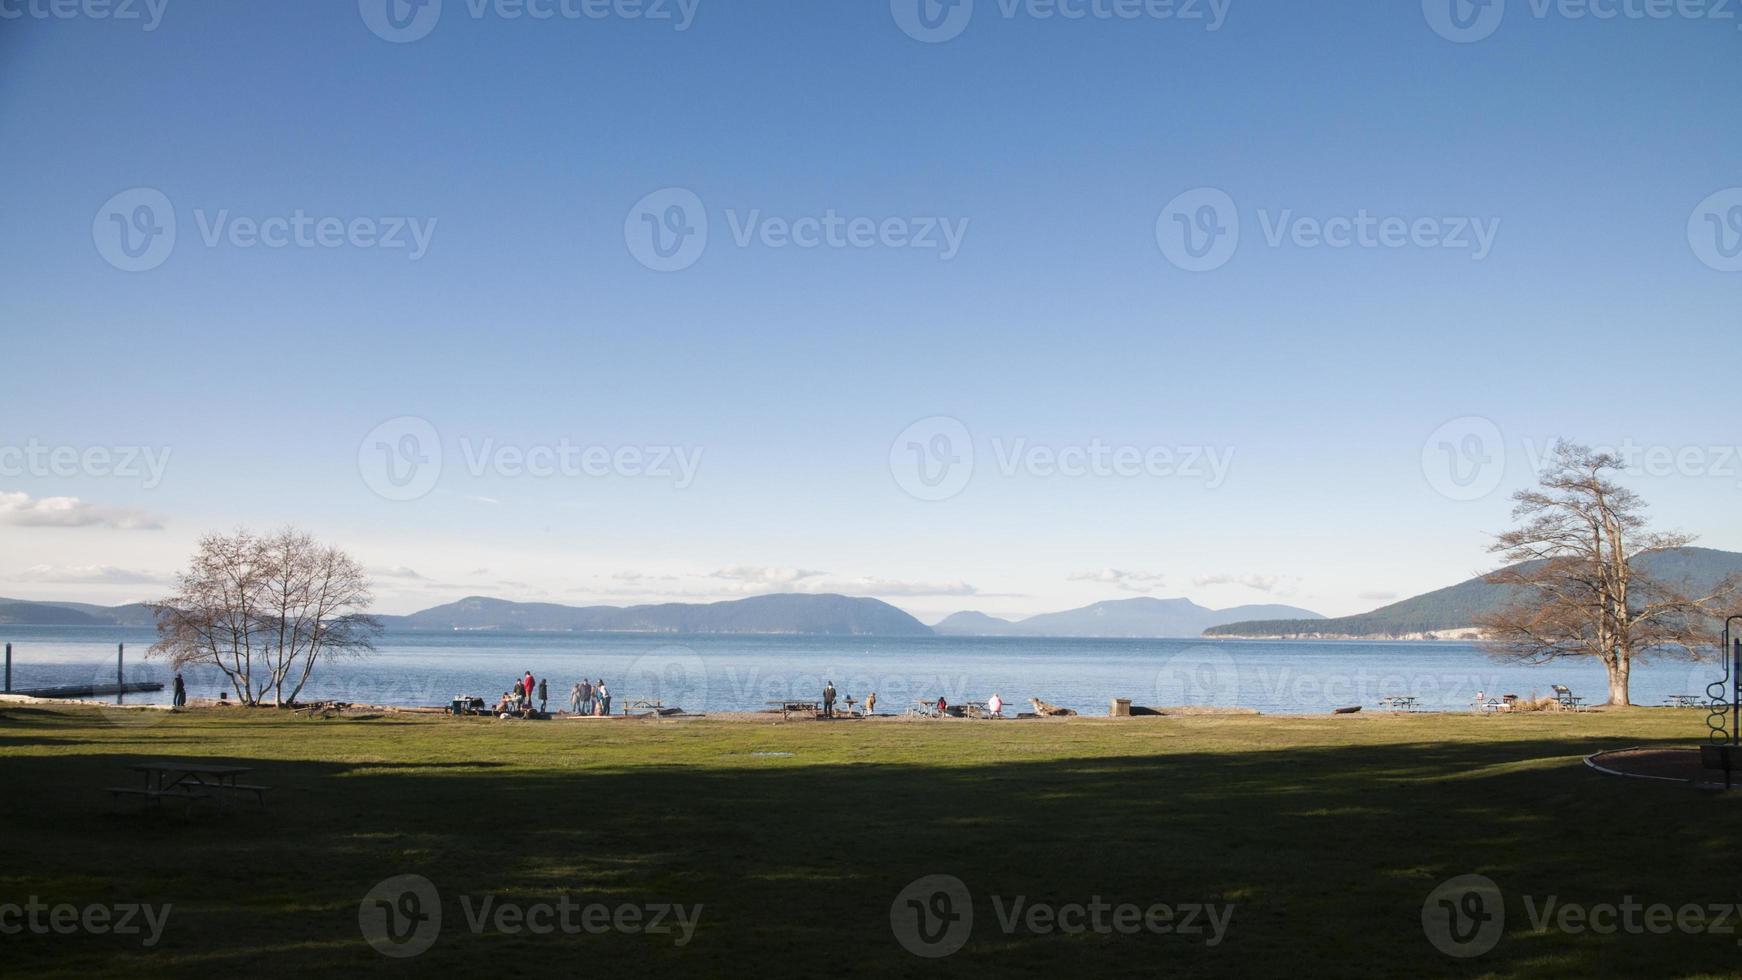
[151,528,380,706]
[1478,442,1738,706]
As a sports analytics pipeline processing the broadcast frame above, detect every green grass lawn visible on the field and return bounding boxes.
[0,705,1734,978]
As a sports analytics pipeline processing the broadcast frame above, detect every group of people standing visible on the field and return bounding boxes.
[494,671,611,718]
[568,677,611,717]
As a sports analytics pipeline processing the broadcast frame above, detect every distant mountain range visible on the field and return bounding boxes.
[934,597,1324,638]
[32,547,1736,643]
[1204,546,1742,640]
[0,598,158,627]
[377,593,932,636]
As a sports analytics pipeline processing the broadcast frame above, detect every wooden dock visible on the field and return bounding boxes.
[10,682,164,699]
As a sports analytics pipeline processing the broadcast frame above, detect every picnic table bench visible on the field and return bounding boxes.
[1665,694,1702,708]
[109,761,271,811]
[1380,695,1419,712]
[766,700,820,721]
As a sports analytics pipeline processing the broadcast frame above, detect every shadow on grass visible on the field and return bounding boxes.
[0,713,1729,980]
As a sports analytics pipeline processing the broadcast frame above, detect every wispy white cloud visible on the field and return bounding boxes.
[371,565,428,580]
[815,577,978,598]
[1194,572,1300,597]
[709,565,827,586]
[1068,568,1168,593]
[13,564,167,585]
[0,491,163,530]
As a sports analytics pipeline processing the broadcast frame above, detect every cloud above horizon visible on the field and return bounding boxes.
[1068,568,1168,593]
[709,565,827,586]
[12,563,168,586]
[0,491,163,530]
[1194,572,1302,597]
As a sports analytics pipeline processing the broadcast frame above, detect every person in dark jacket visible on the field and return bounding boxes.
[822,680,837,719]
[537,677,547,714]
[172,672,186,708]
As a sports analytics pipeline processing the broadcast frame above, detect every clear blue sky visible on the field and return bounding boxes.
[3,0,1739,619]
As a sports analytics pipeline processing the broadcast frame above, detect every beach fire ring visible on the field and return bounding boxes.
[1584,747,1737,792]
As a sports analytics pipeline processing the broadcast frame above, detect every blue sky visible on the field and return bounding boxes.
[2,0,1740,619]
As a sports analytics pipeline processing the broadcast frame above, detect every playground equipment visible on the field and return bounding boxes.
[1704,616,1742,788]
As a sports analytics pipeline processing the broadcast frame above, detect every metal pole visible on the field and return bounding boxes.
[117,643,124,704]
[1733,635,1740,748]
[4,642,9,693]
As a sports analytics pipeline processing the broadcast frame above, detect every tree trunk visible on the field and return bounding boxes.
[1605,654,1632,707]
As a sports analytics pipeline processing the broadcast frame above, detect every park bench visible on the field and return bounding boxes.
[106,786,213,814]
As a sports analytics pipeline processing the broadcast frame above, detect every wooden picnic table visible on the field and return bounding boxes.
[112,761,271,810]
[1380,695,1419,712]
[766,699,819,721]
[1665,694,1702,708]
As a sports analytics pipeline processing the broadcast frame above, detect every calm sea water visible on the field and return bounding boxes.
[0,625,1723,715]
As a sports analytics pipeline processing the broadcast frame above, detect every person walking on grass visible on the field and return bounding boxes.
[172,672,186,709]
[537,677,548,714]
[822,680,837,719]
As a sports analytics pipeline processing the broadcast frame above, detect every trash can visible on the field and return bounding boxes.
[1110,698,1132,717]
